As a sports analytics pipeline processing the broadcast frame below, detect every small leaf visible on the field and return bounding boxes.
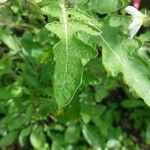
[50,134,66,150]
[0,82,23,100]
[30,128,46,149]
[65,124,80,144]
[19,126,32,146]
[0,131,18,147]
[82,124,103,148]
[2,35,20,55]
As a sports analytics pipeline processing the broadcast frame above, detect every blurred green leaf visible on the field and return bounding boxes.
[19,126,32,146]
[82,124,103,149]
[30,127,46,149]
[0,82,23,100]
[146,123,150,145]
[2,35,20,55]
[121,99,145,108]
[65,124,80,144]
[50,133,66,150]
[41,0,61,18]
[0,131,18,147]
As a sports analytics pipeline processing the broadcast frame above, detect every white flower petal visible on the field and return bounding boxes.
[0,0,8,3]
[125,6,142,18]
[129,18,142,38]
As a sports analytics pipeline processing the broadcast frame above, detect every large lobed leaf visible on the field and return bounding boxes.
[44,0,100,108]
[100,26,150,106]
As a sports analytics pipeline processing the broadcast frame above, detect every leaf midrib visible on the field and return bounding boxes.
[60,0,69,99]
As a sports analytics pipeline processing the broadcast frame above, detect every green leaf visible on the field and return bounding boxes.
[82,124,103,149]
[45,2,100,108]
[19,126,32,146]
[0,82,23,100]
[30,128,46,149]
[146,123,150,145]
[138,32,150,43]
[138,47,150,64]
[121,99,145,108]
[138,32,150,64]
[28,1,44,21]
[41,0,61,18]
[0,55,11,76]
[52,141,65,150]
[8,105,33,130]
[80,102,106,123]
[95,77,118,102]
[50,133,66,150]
[88,0,123,14]
[2,35,20,55]
[65,124,80,144]
[99,26,150,107]
[0,131,18,147]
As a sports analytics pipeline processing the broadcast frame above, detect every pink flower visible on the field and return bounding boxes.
[133,0,141,9]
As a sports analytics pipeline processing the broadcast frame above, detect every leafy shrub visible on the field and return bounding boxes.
[0,0,150,149]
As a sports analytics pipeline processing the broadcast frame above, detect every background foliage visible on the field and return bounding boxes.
[0,0,150,149]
